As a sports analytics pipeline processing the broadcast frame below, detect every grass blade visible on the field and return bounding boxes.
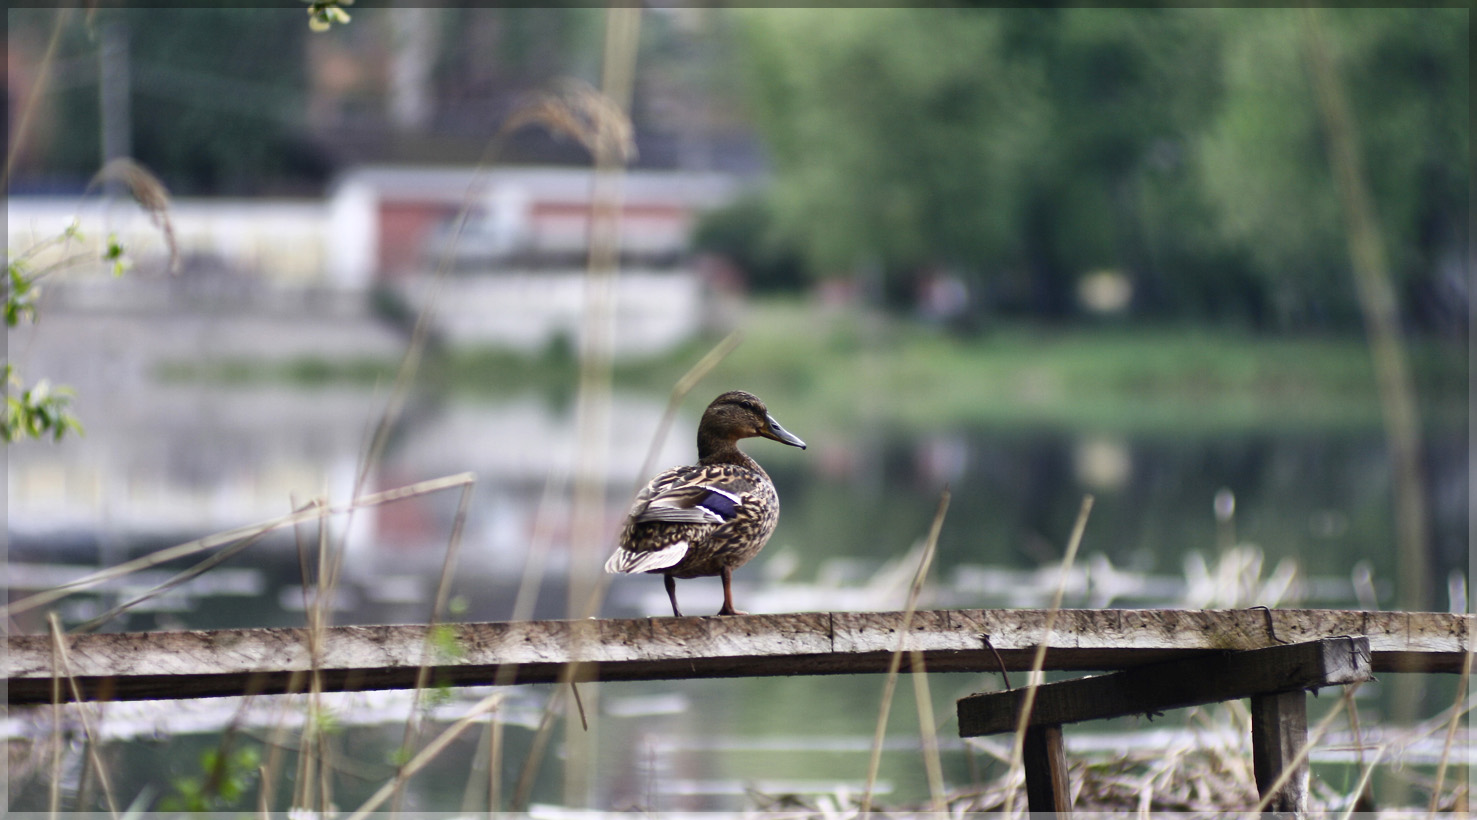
[47,613,119,817]
[860,487,950,813]
[344,692,504,820]
[2,472,475,620]
[1002,493,1093,817]
[1427,635,1474,812]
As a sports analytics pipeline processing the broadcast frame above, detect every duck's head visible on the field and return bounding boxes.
[701,391,807,452]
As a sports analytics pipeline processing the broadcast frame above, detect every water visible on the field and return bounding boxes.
[5,308,1469,811]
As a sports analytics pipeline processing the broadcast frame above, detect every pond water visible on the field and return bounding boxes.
[5,311,1470,811]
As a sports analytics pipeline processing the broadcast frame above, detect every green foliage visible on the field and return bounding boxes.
[305,0,353,32]
[428,622,464,662]
[158,744,261,812]
[6,261,39,327]
[311,706,343,737]
[691,194,808,292]
[4,366,83,444]
[422,678,456,710]
[5,221,126,444]
[1196,8,1469,327]
[733,8,1468,329]
[12,7,320,196]
[387,744,414,768]
[104,235,129,276]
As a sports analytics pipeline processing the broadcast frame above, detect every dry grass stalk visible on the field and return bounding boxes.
[87,158,179,274]
[500,78,637,167]
[1428,637,1474,811]
[431,57,649,809]
[481,328,739,810]
[537,9,642,808]
[391,478,476,813]
[343,691,505,820]
[457,712,495,812]
[3,9,70,189]
[73,523,277,633]
[2,472,475,619]
[860,488,950,813]
[280,501,334,816]
[48,623,63,818]
[1001,493,1094,816]
[1338,742,1388,820]
[46,613,119,817]
[909,649,947,812]
[1300,8,1430,615]
[637,329,744,484]
[511,685,567,812]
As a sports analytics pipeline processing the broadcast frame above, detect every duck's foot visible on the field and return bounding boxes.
[716,605,748,616]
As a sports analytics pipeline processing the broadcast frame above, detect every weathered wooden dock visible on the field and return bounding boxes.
[5,607,1468,705]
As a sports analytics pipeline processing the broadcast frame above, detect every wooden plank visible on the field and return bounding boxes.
[1251,689,1309,816]
[1022,724,1072,815]
[957,637,1369,736]
[4,609,1464,705]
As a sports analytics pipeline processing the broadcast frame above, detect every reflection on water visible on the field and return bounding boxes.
[11,378,1468,627]
[5,363,1469,810]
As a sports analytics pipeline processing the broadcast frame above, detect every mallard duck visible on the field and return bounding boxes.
[605,390,806,617]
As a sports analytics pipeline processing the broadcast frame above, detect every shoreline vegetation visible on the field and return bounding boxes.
[159,297,1468,435]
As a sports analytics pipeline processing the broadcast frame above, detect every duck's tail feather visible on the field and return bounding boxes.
[605,541,688,574]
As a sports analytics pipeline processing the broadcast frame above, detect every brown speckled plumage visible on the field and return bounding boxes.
[605,391,806,617]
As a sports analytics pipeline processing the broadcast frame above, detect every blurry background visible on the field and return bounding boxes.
[5,5,1469,813]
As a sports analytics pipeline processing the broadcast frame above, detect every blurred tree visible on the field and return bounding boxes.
[735,8,1225,319]
[11,8,327,196]
[733,8,1467,330]
[1197,8,1468,331]
[691,193,808,293]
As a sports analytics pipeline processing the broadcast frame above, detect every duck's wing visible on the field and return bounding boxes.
[605,469,751,575]
[633,483,743,525]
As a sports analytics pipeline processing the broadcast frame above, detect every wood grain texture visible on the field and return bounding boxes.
[957,637,1370,736]
[5,609,1467,704]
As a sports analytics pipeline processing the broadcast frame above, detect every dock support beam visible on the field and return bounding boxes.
[1251,690,1309,815]
[958,637,1371,814]
[1022,724,1071,815]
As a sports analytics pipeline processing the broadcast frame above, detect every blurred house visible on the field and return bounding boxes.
[327,165,744,354]
[327,165,741,282]
[7,165,745,355]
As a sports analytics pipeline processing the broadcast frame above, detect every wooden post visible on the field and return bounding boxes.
[1250,690,1309,816]
[1022,724,1071,815]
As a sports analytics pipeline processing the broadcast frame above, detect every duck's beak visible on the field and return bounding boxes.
[762,414,807,450]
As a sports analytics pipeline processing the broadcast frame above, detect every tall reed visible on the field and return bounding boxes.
[1001,494,1093,817]
[859,489,950,813]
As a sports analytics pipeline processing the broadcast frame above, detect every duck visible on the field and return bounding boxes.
[605,390,806,617]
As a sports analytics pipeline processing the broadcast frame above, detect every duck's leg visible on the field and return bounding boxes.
[664,573,683,617]
[717,567,747,616]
